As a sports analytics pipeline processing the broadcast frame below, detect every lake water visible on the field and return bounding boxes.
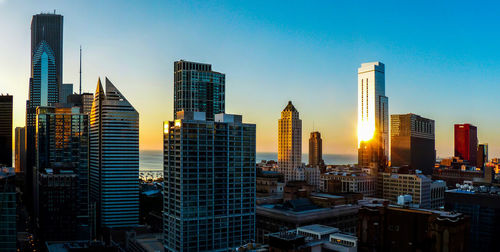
[140,150,357,171]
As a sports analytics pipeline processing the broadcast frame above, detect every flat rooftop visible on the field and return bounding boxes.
[298,224,339,235]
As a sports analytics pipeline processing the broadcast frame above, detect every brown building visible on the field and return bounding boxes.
[358,203,470,252]
[308,131,324,171]
[390,114,435,175]
[432,166,492,187]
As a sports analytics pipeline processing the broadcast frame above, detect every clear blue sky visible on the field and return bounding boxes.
[1,0,500,158]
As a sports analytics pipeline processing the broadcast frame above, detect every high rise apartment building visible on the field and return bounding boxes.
[173,60,225,121]
[357,62,388,173]
[163,111,256,251]
[278,101,303,183]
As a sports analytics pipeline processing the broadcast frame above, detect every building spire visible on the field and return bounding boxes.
[79,46,82,94]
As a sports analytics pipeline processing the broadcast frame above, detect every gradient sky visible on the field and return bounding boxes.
[1,0,500,158]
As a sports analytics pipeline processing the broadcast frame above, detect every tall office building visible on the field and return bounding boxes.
[454,124,478,166]
[278,101,302,183]
[60,83,73,103]
[173,60,225,121]
[357,62,388,173]
[15,127,26,174]
[90,78,139,231]
[0,95,13,167]
[26,13,63,206]
[477,144,488,169]
[163,111,256,251]
[391,114,435,175]
[35,106,89,228]
[308,131,324,170]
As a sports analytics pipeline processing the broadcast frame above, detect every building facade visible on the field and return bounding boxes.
[89,78,139,231]
[67,92,94,114]
[15,127,26,173]
[391,113,435,175]
[163,111,256,251]
[60,83,73,103]
[0,167,16,251]
[379,172,445,209]
[454,124,478,166]
[308,131,324,169]
[278,101,303,183]
[357,62,389,173]
[320,172,376,197]
[477,143,488,168]
[173,60,225,121]
[35,106,89,226]
[0,95,13,167]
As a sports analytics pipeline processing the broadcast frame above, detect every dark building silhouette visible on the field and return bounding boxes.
[308,131,324,171]
[26,13,63,210]
[173,60,225,121]
[67,92,93,114]
[358,203,470,252]
[60,83,73,103]
[477,144,488,169]
[390,114,435,175]
[0,95,13,167]
[454,124,478,166]
[0,167,16,251]
[15,127,26,173]
[445,187,500,252]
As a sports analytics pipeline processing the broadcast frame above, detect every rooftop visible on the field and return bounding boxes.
[297,224,339,235]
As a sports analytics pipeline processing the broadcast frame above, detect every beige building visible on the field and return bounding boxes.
[278,101,303,183]
[379,172,445,209]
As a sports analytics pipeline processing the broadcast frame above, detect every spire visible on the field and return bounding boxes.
[79,46,82,95]
[283,100,298,112]
[95,77,104,96]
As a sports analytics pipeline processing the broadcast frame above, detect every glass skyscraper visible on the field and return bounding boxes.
[173,60,225,121]
[163,112,256,251]
[89,78,139,232]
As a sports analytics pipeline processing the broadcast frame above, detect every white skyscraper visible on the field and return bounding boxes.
[278,101,303,183]
[357,62,388,172]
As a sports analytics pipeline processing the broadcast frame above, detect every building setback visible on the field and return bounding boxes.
[89,78,139,232]
[0,95,13,167]
[163,111,256,251]
[173,60,225,121]
[390,113,435,175]
[454,124,478,166]
[357,62,389,173]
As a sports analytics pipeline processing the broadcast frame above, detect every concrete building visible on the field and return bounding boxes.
[278,101,302,183]
[163,111,256,251]
[454,124,478,166]
[358,202,470,252]
[391,113,435,175]
[320,171,376,197]
[173,60,225,121]
[357,62,389,173]
[379,172,445,209]
[267,224,357,252]
[256,201,358,243]
[90,78,139,232]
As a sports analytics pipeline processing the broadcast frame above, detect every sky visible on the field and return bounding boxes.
[1,0,500,158]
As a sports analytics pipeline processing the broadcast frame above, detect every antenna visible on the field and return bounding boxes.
[79,46,82,95]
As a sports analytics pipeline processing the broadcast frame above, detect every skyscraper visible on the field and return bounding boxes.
[454,124,478,165]
[15,127,26,173]
[67,92,94,114]
[27,13,63,205]
[0,95,13,167]
[173,60,225,121]
[60,83,73,103]
[390,114,435,175]
[163,111,256,251]
[357,62,388,173]
[89,78,139,231]
[35,106,89,229]
[278,101,302,183]
[309,131,324,170]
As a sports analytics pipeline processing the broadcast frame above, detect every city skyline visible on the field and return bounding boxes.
[3,1,500,158]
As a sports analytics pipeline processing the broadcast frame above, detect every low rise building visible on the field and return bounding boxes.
[320,171,376,197]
